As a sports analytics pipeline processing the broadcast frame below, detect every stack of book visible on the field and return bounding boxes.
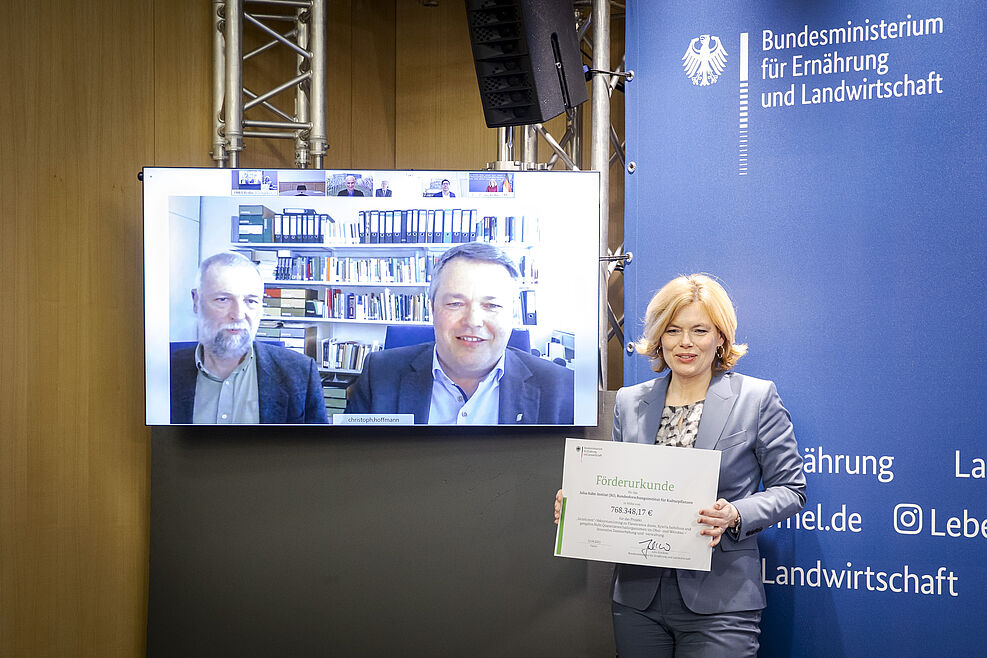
[256,321,317,358]
[246,249,278,280]
[233,205,275,243]
[263,287,323,318]
[323,386,347,417]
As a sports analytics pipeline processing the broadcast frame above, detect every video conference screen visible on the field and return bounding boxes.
[143,167,600,427]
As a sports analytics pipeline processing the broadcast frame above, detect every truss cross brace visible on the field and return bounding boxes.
[212,0,328,169]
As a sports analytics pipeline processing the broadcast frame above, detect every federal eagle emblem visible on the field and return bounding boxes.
[682,34,727,86]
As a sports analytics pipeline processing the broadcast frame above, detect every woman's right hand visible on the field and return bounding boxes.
[554,489,563,525]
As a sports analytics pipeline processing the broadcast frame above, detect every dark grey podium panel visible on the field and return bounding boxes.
[149,394,616,657]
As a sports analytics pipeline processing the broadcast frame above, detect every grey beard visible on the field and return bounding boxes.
[208,329,252,360]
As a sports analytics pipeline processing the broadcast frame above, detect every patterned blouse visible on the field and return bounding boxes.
[655,400,705,448]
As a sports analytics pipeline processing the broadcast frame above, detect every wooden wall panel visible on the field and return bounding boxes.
[349,0,397,169]
[394,2,494,170]
[0,1,623,653]
[0,1,153,655]
[153,0,214,167]
[323,0,355,167]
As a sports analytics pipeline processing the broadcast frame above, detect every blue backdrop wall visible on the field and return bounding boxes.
[625,3,985,655]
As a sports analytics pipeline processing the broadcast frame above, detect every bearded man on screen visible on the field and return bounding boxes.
[169,251,326,424]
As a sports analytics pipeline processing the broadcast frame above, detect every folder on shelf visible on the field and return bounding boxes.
[273,214,283,243]
[427,210,437,243]
[318,213,330,242]
[369,210,381,244]
[286,211,297,243]
[384,210,395,244]
[306,213,316,242]
[452,208,463,242]
[468,209,478,242]
[442,209,453,243]
[399,210,410,243]
[521,289,537,325]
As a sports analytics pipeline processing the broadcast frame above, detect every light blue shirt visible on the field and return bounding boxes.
[428,349,504,424]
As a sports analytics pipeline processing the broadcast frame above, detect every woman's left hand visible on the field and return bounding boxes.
[697,498,739,548]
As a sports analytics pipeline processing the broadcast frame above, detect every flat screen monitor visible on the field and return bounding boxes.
[143,167,600,427]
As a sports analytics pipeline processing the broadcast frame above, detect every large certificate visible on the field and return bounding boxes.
[554,438,721,571]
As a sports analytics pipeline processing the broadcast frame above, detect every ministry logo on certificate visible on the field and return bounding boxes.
[554,438,721,571]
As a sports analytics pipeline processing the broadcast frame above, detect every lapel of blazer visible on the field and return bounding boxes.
[171,347,198,423]
[695,372,739,450]
[255,342,287,423]
[635,374,670,443]
[400,343,436,422]
[498,348,537,423]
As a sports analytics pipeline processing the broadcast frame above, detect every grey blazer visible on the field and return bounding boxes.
[611,371,805,614]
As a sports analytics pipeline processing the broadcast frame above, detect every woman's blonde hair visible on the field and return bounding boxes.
[633,274,748,373]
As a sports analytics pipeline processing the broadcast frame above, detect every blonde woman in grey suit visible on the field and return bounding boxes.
[555,274,805,657]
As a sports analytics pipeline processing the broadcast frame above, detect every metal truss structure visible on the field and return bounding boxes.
[485,0,630,387]
[212,0,328,169]
[586,0,630,389]
[212,0,629,386]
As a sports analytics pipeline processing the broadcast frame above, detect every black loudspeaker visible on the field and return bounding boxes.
[466,0,589,128]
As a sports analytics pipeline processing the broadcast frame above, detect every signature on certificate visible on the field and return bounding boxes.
[638,538,672,559]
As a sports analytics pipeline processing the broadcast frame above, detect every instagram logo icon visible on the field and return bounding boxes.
[894,504,923,535]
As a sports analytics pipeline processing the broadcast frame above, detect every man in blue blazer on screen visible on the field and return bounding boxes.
[429,178,456,197]
[344,243,573,424]
[170,251,327,424]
